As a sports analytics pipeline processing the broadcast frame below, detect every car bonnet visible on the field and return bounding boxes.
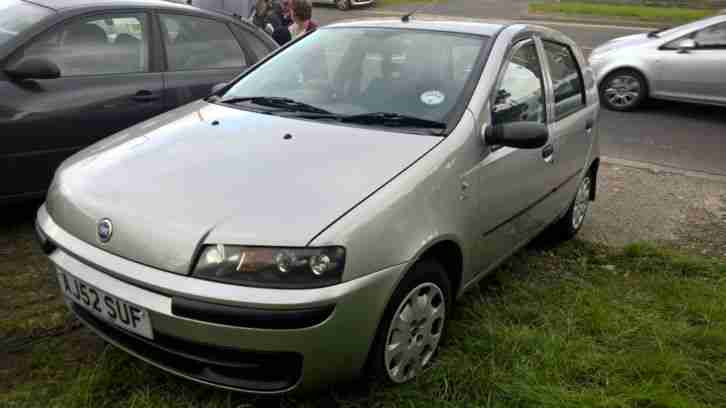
[46,101,441,275]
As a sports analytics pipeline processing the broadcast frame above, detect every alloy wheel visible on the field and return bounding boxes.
[336,0,350,10]
[604,75,641,109]
[384,282,445,383]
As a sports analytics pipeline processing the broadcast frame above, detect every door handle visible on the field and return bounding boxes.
[132,90,160,102]
[542,144,555,163]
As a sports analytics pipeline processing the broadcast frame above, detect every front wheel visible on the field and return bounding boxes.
[336,0,351,10]
[369,259,451,384]
[547,172,593,241]
[599,69,647,111]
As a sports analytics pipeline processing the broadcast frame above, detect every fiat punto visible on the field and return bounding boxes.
[36,18,600,393]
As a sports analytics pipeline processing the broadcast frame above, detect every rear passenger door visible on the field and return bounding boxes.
[158,13,251,108]
[0,11,164,198]
[539,39,593,200]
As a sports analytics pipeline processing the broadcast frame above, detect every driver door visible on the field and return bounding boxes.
[470,38,555,274]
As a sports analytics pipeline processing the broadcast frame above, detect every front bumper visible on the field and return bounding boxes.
[37,205,406,394]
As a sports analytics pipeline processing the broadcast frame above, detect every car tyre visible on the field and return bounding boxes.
[547,171,594,241]
[599,69,647,111]
[368,259,451,384]
[336,0,351,10]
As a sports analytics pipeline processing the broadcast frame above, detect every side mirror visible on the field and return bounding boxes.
[211,82,228,94]
[484,122,549,149]
[5,57,60,80]
[675,38,696,53]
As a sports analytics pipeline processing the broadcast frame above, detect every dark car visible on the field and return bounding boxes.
[0,0,277,203]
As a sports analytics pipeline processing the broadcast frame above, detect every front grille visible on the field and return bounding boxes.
[72,304,303,392]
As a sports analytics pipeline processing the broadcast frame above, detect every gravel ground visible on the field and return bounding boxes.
[581,162,726,258]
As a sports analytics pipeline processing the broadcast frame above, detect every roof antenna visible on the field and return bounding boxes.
[401,0,438,23]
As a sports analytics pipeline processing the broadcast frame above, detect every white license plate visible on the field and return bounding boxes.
[58,270,154,339]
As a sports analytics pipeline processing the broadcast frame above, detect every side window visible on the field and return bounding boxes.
[542,41,586,120]
[160,14,246,71]
[231,25,274,61]
[493,40,546,126]
[11,14,149,76]
[692,22,726,48]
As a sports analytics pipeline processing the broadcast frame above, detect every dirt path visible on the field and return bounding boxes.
[581,162,726,258]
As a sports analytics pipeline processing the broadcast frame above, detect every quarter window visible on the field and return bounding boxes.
[11,14,149,77]
[493,41,546,126]
[692,22,726,48]
[543,41,585,120]
[160,14,246,71]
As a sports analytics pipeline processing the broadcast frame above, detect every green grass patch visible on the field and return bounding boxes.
[529,1,716,24]
[3,241,726,407]
[0,222,69,341]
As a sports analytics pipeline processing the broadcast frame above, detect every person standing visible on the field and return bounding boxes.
[252,0,291,45]
[280,0,293,26]
[288,0,318,39]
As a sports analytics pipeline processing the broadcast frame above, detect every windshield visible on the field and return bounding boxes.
[220,28,488,129]
[656,17,721,38]
[0,0,53,47]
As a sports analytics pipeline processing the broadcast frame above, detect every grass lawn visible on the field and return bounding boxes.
[529,2,716,24]
[2,240,726,407]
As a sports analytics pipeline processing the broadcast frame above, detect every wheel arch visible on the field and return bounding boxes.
[414,239,464,300]
[362,236,464,378]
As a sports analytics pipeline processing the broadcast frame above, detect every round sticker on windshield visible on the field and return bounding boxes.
[420,90,445,106]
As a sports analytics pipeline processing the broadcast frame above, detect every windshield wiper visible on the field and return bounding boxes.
[340,112,447,130]
[217,96,332,115]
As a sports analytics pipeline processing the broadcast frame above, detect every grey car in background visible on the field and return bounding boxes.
[589,14,726,111]
[36,19,599,393]
[316,0,375,11]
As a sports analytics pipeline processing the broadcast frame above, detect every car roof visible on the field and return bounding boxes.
[26,0,205,13]
[324,17,508,37]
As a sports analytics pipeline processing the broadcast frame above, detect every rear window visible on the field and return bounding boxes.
[0,0,53,47]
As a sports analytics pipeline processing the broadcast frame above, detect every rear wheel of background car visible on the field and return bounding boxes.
[599,69,647,111]
[547,171,594,241]
[368,259,451,384]
[336,0,351,10]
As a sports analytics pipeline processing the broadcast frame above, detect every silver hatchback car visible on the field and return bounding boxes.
[589,14,726,111]
[36,18,600,394]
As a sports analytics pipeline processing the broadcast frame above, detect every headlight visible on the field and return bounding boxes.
[193,245,346,289]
